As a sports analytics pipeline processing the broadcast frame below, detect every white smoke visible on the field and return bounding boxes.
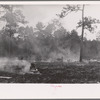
[48,47,80,62]
[0,57,31,74]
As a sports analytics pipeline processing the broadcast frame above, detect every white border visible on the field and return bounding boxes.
[0,84,100,99]
[0,1,100,5]
[0,1,100,99]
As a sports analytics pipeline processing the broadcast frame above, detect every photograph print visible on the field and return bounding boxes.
[0,3,99,83]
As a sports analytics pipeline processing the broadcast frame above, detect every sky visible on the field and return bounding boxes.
[21,4,100,40]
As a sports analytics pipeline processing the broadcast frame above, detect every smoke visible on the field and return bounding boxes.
[0,57,31,74]
[47,46,80,62]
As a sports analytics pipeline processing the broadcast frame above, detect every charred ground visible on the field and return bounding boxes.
[0,62,100,83]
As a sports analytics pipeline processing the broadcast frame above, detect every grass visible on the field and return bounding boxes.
[0,62,100,83]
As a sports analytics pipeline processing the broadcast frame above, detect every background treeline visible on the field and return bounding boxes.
[0,5,100,62]
[0,20,100,62]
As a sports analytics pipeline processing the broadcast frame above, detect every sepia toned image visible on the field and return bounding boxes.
[0,3,100,83]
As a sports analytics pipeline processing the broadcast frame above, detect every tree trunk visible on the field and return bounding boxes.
[79,5,85,62]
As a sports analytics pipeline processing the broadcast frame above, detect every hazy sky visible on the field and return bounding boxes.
[21,4,100,40]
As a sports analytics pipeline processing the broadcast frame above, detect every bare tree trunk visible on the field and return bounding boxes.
[80,5,85,62]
